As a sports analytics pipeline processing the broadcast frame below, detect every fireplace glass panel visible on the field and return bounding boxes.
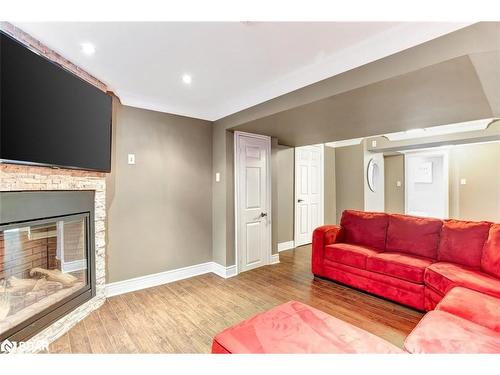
[0,215,89,337]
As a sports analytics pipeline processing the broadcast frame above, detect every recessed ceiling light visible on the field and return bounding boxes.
[80,42,95,56]
[182,74,192,85]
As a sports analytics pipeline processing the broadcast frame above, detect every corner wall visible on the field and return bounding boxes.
[335,144,365,220]
[384,154,405,214]
[106,105,213,283]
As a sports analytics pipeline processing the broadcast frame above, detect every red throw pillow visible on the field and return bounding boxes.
[340,210,388,250]
[481,224,500,278]
[438,220,491,268]
[386,214,443,259]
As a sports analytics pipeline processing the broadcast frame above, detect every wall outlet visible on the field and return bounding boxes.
[396,180,402,187]
[127,154,136,165]
[215,172,221,182]
[460,178,467,185]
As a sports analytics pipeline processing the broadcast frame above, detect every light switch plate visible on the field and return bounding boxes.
[128,154,136,165]
[371,140,377,148]
[460,178,467,185]
[396,181,401,187]
[215,172,221,182]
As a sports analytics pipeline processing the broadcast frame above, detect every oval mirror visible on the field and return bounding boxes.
[367,158,379,193]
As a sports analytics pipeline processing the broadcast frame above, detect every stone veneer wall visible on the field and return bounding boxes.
[0,164,107,352]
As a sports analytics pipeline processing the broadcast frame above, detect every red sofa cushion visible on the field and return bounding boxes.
[436,287,500,332]
[386,214,442,258]
[325,243,380,269]
[424,262,500,298]
[211,300,402,353]
[437,219,491,268]
[340,210,388,250]
[404,310,500,353]
[366,252,434,284]
[481,224,500,278]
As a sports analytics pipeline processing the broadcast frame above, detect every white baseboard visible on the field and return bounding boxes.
[212,263,237,279]
[270,253,280,264]
[277,241,295,252]
[105,261,236,297]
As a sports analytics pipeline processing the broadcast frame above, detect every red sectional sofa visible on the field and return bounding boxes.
[313,210,500,353]
[312,210,500,311]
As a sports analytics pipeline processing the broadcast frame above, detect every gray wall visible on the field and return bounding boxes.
[324,147,337,224]
[335,144,365,221]
[106,104,213,283]
[449,142,500,222]
[276,145,295,244]
[211,125,236,266]
[384,154,405,214]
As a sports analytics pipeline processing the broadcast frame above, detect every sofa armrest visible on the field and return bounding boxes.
[312,225,344,275]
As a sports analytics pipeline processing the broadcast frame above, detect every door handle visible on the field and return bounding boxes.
[297,199,304,203]
[260,212,268,218]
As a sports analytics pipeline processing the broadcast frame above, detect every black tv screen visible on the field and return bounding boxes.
[0,32,112,172]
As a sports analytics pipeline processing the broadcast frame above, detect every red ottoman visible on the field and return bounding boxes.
[211,301,403,353]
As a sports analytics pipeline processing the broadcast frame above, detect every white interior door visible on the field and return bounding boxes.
[294,144,324,246]
[405,150,449,219]
[235,132,271,273]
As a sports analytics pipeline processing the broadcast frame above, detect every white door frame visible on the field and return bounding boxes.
[404,149,449,218]
[294,144,325,247]
[234,131,272,275]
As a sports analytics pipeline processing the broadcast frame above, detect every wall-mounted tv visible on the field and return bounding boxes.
[0,31,112,172]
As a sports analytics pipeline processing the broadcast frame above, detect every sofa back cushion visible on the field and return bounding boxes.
[386,214,443,258]
[438,220,491,268]
[481,224,500,278]
[340,210,388,250]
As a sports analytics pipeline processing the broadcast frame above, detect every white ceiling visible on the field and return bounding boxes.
[14,22,473,121]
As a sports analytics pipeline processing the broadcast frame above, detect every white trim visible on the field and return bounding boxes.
[270,253,280,264]
[277,241,295,252]
[105,262,236,297]
[294,144,324,247]
[325,138,364,148]
[234,131,272,275]
[211,263,238,279]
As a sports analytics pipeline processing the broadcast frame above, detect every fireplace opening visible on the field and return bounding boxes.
[0,191,96,342]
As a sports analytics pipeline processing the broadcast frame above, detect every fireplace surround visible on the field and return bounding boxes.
[0,163,106,352]
[0,190,96,342]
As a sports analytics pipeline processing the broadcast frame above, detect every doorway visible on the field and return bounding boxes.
[294,144,324,246]
[234,132,272,273]
[405,150,449,219]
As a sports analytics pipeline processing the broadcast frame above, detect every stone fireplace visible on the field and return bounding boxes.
[0,164,106,352]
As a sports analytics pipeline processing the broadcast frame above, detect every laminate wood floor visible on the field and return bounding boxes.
[47,245,423,353]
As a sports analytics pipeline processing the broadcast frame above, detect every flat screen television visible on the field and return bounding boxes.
[0,31,112,172]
